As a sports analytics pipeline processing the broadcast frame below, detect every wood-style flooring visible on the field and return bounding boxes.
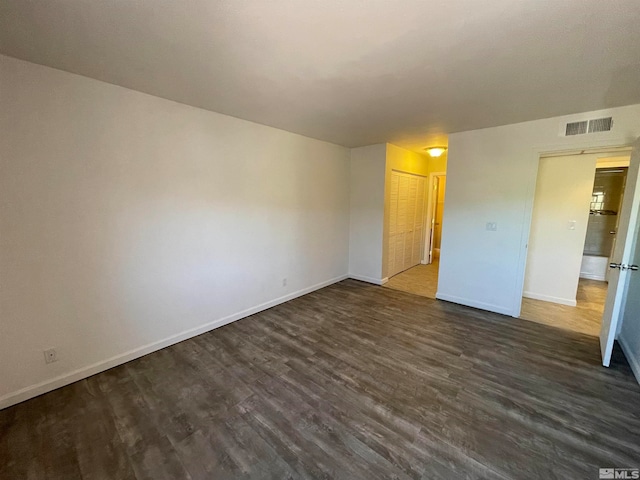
[386,263,606,338]
[1,279,639,479]
[521,279,607,337]
[384,261,439,299]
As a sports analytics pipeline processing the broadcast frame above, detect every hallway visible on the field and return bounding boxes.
[383,261,439,299]
[520,279,607,337]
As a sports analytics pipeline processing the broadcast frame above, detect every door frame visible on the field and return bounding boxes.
[513,137,634,318]
[424,171,446,264]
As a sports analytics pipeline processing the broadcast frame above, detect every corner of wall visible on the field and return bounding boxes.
[348,144,387,281]
[619,334,640,385]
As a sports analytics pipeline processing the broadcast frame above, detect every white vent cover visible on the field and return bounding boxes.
[566,121,587,136]
[563,117,613,136]
[588,117,613,133]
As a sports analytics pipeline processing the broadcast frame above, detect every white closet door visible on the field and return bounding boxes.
[388,171,428,278]
[387,173,399,276]
[395,175,409,274]
[404,177,418,269]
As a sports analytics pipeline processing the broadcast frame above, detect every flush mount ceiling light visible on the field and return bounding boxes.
[426,146,447,157]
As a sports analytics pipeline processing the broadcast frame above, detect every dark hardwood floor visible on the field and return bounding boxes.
[2,279,640,479]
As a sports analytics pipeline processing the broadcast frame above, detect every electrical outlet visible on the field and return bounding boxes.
[282,278,287,287]
[486,222,498,231]
[43,348,58,364]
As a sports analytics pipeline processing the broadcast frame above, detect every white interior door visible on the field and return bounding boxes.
[600,138,640,366]
[617,207,640,349]
[413,177,426,265]
[396,175,409,273]
[387,171,427,278]
[403,176,418,268]
[388,173,399,277]
[425,172,446,264]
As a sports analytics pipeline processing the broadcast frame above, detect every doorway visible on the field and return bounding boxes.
[383,171,446,299]
[520,149,631,337]
[427,172,447,263]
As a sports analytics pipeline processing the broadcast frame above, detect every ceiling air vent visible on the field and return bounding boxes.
[565,121,588,136]
[588,117,613,133]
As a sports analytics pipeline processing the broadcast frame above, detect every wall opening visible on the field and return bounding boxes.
[520,150,631,336]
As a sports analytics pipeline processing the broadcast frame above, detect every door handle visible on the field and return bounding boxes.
[612,264,640,271]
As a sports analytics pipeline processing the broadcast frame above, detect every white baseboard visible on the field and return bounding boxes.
[579,273,606,281]
[0,274,348,410]
[348,274,388,285]
[523,291,577,307]
[619,335,640,386]
[435,292,513,316]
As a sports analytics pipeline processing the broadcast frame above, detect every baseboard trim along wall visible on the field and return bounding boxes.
[579,273,606,281]
[348,274,388,285]
[0,274,349,410]
[619,336,640,386]
[435,292,513,316]
[523,291,577,307]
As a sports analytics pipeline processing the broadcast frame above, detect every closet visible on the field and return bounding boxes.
[388,171,427,278]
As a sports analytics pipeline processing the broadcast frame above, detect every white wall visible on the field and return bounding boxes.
[523,154,597,306]
[0,55,350,408]
[348,144,387,284]
[438,104,640,316]
[580,256,609,281]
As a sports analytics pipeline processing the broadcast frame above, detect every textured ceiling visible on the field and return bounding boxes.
[1,0,639,151]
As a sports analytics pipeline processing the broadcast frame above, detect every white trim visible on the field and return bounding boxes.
[0,274,348,410]
[349,274,388,285]
[619,335,640,385]
[435,292,513,316]
[579,273,606,281]
[522,291,577,307]
[390,169,428,178]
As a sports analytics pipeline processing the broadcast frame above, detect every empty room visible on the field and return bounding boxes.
[2,1,640,479]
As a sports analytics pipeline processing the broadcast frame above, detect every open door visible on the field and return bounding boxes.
[425,172,446,264]
[600,138,640,366]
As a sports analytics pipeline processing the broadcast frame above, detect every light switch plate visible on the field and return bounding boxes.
[486,222,497,231]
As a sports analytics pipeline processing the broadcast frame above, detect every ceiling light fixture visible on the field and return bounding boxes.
[426,146,447,157]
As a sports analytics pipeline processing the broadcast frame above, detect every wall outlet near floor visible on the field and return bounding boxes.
[43,348,58,364]
[282,278,287,287]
